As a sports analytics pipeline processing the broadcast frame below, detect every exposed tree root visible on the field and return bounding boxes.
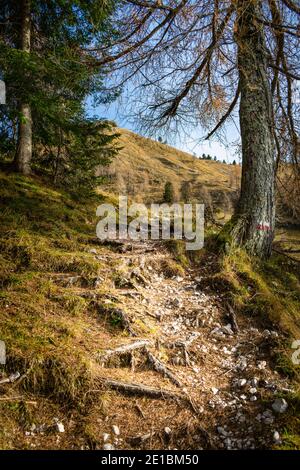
[99,378,201,416]
[97,340,151,365]
[226,302,239,333]
[273,247,300,263]
[99,305,137,336]
[166,332,200,366]
[100,378,182,400]
[144,348,182,387]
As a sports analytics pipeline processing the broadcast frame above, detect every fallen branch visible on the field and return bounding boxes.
[144,348,182,387]
[273,247,300,263]
[0,396,37,405]
[134,402,146,418]
[282,248,300,254]
[0,372,21,385]
[97,340,151,365]
[97,379,201,415]
[100,378,182,401]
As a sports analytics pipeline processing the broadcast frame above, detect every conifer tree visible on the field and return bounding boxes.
[0,0,118,191]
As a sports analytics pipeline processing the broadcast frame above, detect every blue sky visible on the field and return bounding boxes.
[87,96,241,163]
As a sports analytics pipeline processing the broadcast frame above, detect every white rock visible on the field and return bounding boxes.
[217,427,227,436]
[0,340,6,365]
[237,379,247,387]
[237,357,247,371]
[103,433,110,442]
[224,438,232,448]
[223,324,234,336]
[56,422,65,433]
[223,347,231,355]
[272,398,288,414]
[273,431,281,443]
[249,387,257,394]
[210,327,225,340]
[263,329,271,337]
[257,360,267,370]
[112,425,120,436]
[250,396,257,402]
[103,443,115,450]
[251,377,259,387]
[211,387,219,395]
[164,427,171,435]
[263,409,273,418]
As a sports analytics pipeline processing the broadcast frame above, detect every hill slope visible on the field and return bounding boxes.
[0,170,300,450]
[100,129,241,219]
[100,129,299,228]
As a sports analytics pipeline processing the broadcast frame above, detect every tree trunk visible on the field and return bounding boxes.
[231,0,275,258]
[15,0,32,176]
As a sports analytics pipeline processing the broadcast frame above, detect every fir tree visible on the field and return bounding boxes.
[163,181,175,203]
[0,0,118,191]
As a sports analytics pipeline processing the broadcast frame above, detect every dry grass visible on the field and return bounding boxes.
[100,129,299,229]
[100,128,241,218]
[0,150,299,449]
[0,169,199,450]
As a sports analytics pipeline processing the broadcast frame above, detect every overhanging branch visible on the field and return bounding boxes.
[205,84,240,140]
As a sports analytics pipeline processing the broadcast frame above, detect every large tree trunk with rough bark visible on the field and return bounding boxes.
[231,0,275,258]
[15,0,32,175]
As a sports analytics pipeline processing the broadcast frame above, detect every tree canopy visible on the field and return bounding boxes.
[92,0,299,166]
[0,0,119,192]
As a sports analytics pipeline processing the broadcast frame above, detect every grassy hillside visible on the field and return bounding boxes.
[100,129,299,229]
[0,169,300,449]
[100,129,241,219]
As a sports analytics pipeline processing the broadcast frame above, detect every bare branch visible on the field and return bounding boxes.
[205,84,240,140]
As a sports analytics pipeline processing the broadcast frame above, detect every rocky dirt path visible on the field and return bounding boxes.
[82,239,291,450]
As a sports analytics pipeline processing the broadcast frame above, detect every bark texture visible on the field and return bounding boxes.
[232,0,275,257]
[15,0,32,175]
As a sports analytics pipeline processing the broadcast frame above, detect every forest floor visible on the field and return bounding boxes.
[0,170,300,450]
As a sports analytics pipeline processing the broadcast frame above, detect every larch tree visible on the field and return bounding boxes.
[90,0,299,258]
